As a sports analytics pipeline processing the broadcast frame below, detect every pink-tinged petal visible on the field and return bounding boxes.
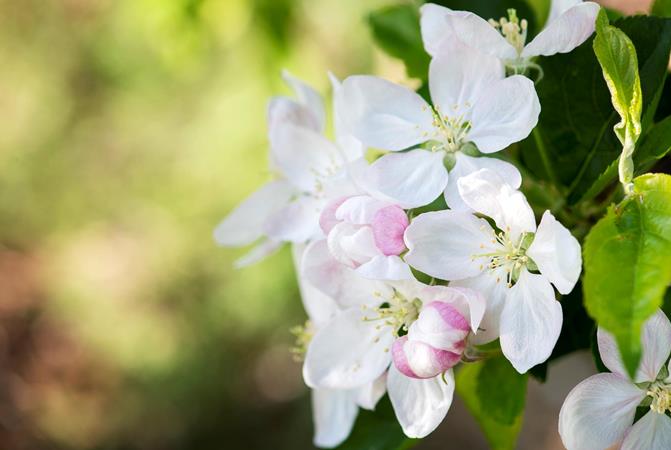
[311,388,358,448]
[444,153,521,211]
[527,210,582,295]
[371,205,409,256]
[404,210,495,281]
[559,373,645,450]
[457,168,536,242]
[522,2,600,58]
[281,70,325,132]
[355,255,413,281]
[304,308,394,390]
[598,310,671,383]
[327,222,380,267]
[319,196,350,234]
[500,270,562,373]
[407,300,470,353]
[621,411,671,450]
[468,75,540,154]
[213,180,295,247]
[392,336,460,379]
[335,195,389,225]
[450,269,510,344]
[361,149,448,209]
[387,365,455,438]
[340,75,434,151]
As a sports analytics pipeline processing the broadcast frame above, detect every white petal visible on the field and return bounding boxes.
[264,195,323,243]
[548,0,583,22]
[522,2,600,58]
[598,310,671,383]
[233,239,283,268]
[304,308,394,389]
[356,255,414,281]
[444,153,521,211]
[340,75,434,151]
[558,373,646,450]
[387,365,455,438]
[499,270,562,373]
[282,70,325,132]
[293,243,340,328]
[268,97,321,141]
[271,124,343,192]
[361,150,448,209]
[327,222,380,267]
[329,72,365,162]
[404,210,495,281]
[354,375,387,411]
[414,284,486,335]
[312,389,358,448]
[429,42,504,117]
[420,4,516,59]
[621,411,671,450]
[457,168,536,242]
[335,195,389,225]
[301,240,387,310]
[214,180,295,246]
[468,75,540,154]
[450,269,510,344]
[527,210,582,294]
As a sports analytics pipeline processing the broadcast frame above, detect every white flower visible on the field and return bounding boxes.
[292,244,386,448]
[214,72,362,266]
[404,168,582,373]
[559,310,671,450]
[299,241,485,437]
[320,194,413,281]
[421,0,600,73]
[340,41,537,210]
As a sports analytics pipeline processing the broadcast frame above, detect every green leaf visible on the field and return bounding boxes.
[583,173,671,377]
[336,395,417,450]
[456,356,527,450]
[634,115,671,173]
[518,16,671,202]
[367,4,430,81]
[652,0,671,17]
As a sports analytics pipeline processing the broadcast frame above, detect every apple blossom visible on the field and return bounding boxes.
[340,40,536,210]
[319,194,413,281]
[559,310,671,450]
[299,242,485,437]
[421,0,600,75]
[404,168,582,373]
[292,244,386,448]
[214,72,362,266]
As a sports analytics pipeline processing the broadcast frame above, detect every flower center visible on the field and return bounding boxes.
[418,104,472,154]
[290,320,314,361]
[362,289,422,337]
[472,228,535,287]
[647,382,671,414]
[489,9,528,56]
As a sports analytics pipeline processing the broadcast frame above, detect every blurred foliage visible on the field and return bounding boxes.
[0,0,391,448]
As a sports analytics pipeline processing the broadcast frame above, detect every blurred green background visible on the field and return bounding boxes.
[0,0,651,449]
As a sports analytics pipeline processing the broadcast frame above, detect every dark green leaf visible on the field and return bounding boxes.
[583,173,671,376]
[634,115,671,173]
[518,16,671,202]
[456,356,527,450]
[336,395,417,450]
[368,5,429,81]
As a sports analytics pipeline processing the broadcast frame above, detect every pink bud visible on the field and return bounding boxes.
[392,336,461,379]
[371,205,409,256]
[407,301,470,354]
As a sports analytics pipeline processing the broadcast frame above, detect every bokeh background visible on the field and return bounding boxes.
[0,0,653,449]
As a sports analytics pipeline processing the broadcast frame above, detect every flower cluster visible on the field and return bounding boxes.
[216,1,599,447]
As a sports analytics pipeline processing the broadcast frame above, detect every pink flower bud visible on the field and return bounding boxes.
[371,205,409,256]
[408,301,470,354]
[392,336,461,379]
